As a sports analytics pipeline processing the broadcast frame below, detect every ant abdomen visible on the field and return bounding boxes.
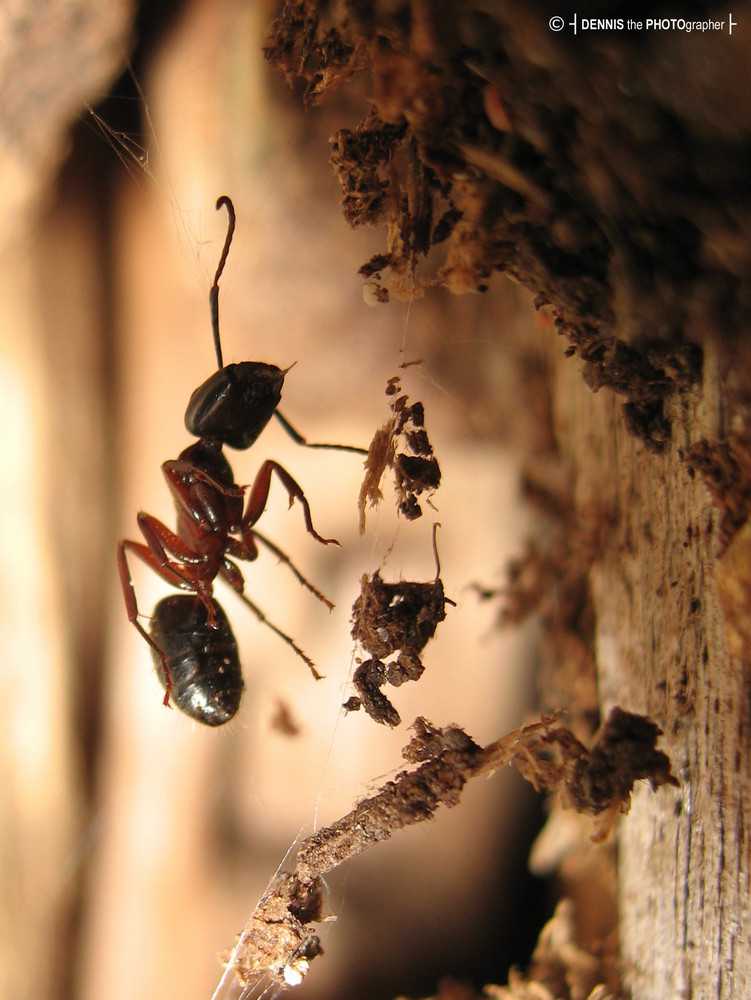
[149,595,244,725]
[185,362,285,449]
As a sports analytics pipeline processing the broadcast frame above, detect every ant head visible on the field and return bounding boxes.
[185,361,285,449]
[187,196,286,448]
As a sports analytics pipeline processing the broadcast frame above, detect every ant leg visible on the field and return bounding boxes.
[253,530,334,609]
[274,410,368,456]
[220,560,323,681]
[117,510,220,707]
[117,539,177,707]
[226,524,334,607]
[136,512,219,623]
[136,514,205,573]
[242,460,341,547]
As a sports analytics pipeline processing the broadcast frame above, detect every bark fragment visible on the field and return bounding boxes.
[358,375,442,532]
[346,524,451,725]
[225,710,676,989]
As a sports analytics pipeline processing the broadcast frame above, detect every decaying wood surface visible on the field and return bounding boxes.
[261,2,751,997]
[550,338,750,996]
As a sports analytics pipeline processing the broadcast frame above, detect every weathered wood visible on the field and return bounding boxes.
[552,342,750,997]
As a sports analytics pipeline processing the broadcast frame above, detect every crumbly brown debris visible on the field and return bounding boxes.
[686,433,751,552]
[228,872,324,988]
[263,0,358,104]
[358,376,441,532]
[345,525,452,725]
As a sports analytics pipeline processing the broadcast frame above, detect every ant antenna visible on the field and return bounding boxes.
[209,195,236,370]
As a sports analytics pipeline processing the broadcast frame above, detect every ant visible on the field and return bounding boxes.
[118,196,366,725]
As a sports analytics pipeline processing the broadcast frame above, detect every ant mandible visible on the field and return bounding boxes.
[118,196,365,725]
